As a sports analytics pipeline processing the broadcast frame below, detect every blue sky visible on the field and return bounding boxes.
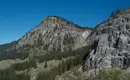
[0,0,130,44]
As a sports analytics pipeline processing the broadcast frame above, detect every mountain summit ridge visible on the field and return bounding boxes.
[42,16,93,30]
[13,16,93,57]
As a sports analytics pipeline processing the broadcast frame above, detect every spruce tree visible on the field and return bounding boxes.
[110,11,115,18]
[44,61,47,68]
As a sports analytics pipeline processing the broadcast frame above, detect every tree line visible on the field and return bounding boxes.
[37,51,86,80]
[0,67,30,80]
[12,59,37,71]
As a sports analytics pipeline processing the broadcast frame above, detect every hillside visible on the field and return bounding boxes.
[55,8,130,80]
[0,16,93,80]
[1,8,130,80]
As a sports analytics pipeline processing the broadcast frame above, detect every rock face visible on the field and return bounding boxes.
[16,16,93,56]
[84,8,130,71]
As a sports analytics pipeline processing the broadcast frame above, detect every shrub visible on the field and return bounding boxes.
[100,68,121,80]
[89,68,130,80]
[36,46,90,63]
[36,46,91,80]
[37,71,56,80]
[0,67,30,80]
[12,59,37,70]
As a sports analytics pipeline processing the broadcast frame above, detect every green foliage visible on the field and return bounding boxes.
[120,72,130,80]
[12,59,37,71]
[0,67,30,80]
[44,61,47,68]
[37,33,43,47]
[0,41,30,61]
[58,59,66,74]
[0,41,17,52]
[89,68,130,80]
[0,51,29,61]
[37,71,54,80]
[37,66,59,80]
[36,46,90,63]
[37,58,76,80]
[16,73,30,80]
[36,45,91,80]
[65,58,74,70]
[37,51,87,80]
[100,69,121,80]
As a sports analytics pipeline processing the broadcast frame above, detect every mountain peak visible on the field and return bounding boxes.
[42,16,92,30]
[41,16,82,30]
[16,16,93,53]
[43,16,66,23]
[47,16,63,19]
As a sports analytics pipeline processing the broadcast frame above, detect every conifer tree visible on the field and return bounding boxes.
[44,61,47,68]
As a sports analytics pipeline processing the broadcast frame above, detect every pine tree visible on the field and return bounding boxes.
[116,9,121,14]
[44,61,47,68]
[58,63,62,75]
[110,11,115,18]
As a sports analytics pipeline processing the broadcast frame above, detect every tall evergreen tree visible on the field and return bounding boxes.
[44,61,47,68]
[110,11,115,18]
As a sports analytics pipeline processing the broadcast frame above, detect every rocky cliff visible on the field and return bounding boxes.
[84,8,130,71]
